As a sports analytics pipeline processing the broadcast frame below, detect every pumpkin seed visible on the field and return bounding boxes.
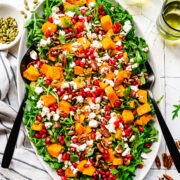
[25,6,30,11]
[33,0,38,4]
[24,14,27,19]
[20,10,25,15]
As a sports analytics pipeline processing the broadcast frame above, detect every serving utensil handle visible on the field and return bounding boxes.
[1,89,28,168]
[148,90,180,172]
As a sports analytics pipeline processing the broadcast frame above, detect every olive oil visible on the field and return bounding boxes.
[163,1,180,30]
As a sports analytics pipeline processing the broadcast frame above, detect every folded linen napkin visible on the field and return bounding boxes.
[0,51,51,180]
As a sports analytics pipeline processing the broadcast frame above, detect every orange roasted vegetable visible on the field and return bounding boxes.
[32,122,43,131]
[40,64,50,75]
[86,0,96,6]
[62,42,74,53]
[101,15,113,31]
[42,22,57,35]
[51,80,64,89]
[140,114,154,124]
[115,85,125,97]
[74,66,84,75]
[137,89,147,104]
[99,81,108,90]
[105,86,119,107]
[129,101,135,108]
[105,148,114,163]
[23,65,40,81]
[77,160,88,172]
[115,128,122,140]
[82,165,96,176]
[106,28,114,37]
[114,70,131,86]
[48,54,58,62]
[105,73,115,80]
[65,168,77,177]
[59,16,72,28]
[75,123,84,134]
[46,66,64,80]
[66,0,86,7]
[77,37,91,51]
[73,77,86,88]
[84,126,92,134]
[59,100,72,114]
[123,52,128,63]
[137,103,151,116]
[102,37,116,50]
[113,157,123,165]
[122,110,134,124]
[75,114,85,123]
[46,144,63,158]
[41,94,56,107]
[113,36,122,42]
[63,2,74,10]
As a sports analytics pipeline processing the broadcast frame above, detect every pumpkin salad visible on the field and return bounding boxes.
[23,0,158,179]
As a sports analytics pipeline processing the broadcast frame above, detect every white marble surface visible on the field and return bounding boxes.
[0,0,180,179]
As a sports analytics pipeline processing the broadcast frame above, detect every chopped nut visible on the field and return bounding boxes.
[99,126,111,138]
[162,153,168,168]
[67,130,75,136]
[155,155,161,169]
[60,54,66,68]
[102,137,109,147]
[97,143,104,153]
[78,134,87,144]
[55,121,61,129]
[176,140,180,149]
[163,174,173,180]
[167,155,173,169]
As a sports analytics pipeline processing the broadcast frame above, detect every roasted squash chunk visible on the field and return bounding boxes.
[115,85,125,97]
[60,16,71,28]
[74,66,84,75]
[106,28,114,37]
[86,0,96,6]
[114,71,131,86]
[65,168,77,177]
[66,0,86,7]
[48,54,57,62]
[82,165,96,176]
[77,37,91,51]
[41,94,56,107]
[77,160,88,172]
[105,148,114,163]
[99,81,108,90]
[40,64,50,75]
[137,89,147,103]
[59,100,72,114]
[73,77,86,88]
[75,114,85,123]
[115,128,122,140]
[129,101,135,108]
[42,21,57,35]
[105,73,115,80]
[105,86,119,107]
[32,122,43,131]
[75,122,84,135]
[51,80,64,89]
[23,65,40,81]
[113,36,122,42]
[46,66,64,80]
[62,42,75,53]
[63,2,74,10]
[122,110,134,124]
[46,144,63,158]
[137,103,151,116]
[101,15,113,31]
[134,114,154,126]
[113,157,123,165]
[102,37,116,50]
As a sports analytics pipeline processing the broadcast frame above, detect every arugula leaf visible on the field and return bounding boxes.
[172,101,180,119]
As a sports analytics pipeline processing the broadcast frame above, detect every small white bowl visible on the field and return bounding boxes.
[0,3,24,50]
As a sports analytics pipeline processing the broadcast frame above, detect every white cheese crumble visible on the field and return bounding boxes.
[91,40,102,49]
[76,96,84,103]
[96,131,102,140]
[45,122,53,129]
[53,114,60,121]
[122,147,131,156]
[30,50,37,60]
[62,95,69,100]
[89,120,98,128]
[34,87,43,95]
[36,100,44,108]
[66,11,75,18]
[123,20,132,34]
[130,85,139,92]
[40,37,51,47]
[61,82,70,89]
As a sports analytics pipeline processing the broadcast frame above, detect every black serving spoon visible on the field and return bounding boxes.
[1,44,37,168]
[140,61,180,172]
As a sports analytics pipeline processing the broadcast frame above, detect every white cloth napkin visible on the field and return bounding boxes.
[0,51,51,180]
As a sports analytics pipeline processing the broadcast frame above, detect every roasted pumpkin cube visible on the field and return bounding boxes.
[48,54,57,62]
[137,89,147,104]
[105,73,115,80]
[113,36,122,42]
[23,65,40,81]
[122,110,134,124]
[114,71,131,86]
[32,122,43,131]
[113,157,123,165]
[99,81,108,90]
[82,165,96,176]
[65,168,77,177]
[62,42,74,53]
[75,114,85,123]
[77,37,91,51]
[46,66,64,80]
[134,119,143,126]
[42,21,57,35]
[51,80,64,89]
[75,123,84,135]
[60,15,71,28]
[73,77,86,88]
[129,101,135,108]
[101,15,113,31]
[115,128,122,140]
[115,85,125,97]
[66,0,86,7]
[40,64,50,75]
[105,148,114,163]
[41,94,56,107]
[86,0,96,6]
[123,71,132,79]
[140,114,154,125]
[74,66,84,75]
[46,144,63,158]
[98,63,110,74]
[105,86,119,107]
[77,160,88,172]
[85,68,92,83]
[137,103,151,116]
[110,50,119,57]
[81,105,90,117]
[106,28,114,37]
[123,52,128,63]
[102,37,116,50]
[84,126,92,134]
[59,100,71,114]
[63,2,74,10]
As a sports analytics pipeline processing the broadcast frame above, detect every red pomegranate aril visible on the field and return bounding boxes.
[89,158,94,163]
[112,176,116,180]
[87,84,92,89]
[72,162,78,168]
[116,45,123,51]
[45,79,51,85]
[133,109,137,115]
[99,4,104,10]
[132,81,137,86]
[75,59,81,65]
[72,18,76,24]
[91,133,95,140]
[94,79,99,86]
[70,106,77,111]
[126,154,133,159]
[72,137,78,143]
[124,129,129,136]
[92,128,96,133]
[61,153,67,160]
[104,114,111,120]
[100,168,105,175]
[45,31,51,38]
[94,28,99,33]
[87,16,91,22]
[106,171,110,176]
[94,90,100,96]
[124,124,128,129]
[72,92,76,97]
[57,169,64,176]
[77,32,82,39]
[103,153,109,159]
[86,91,91,96]
[127,126,132,131]
[36,115,42,122]
[104,149,109,154]
[49,106,55,112]
[90,54,95,59]
[131,91,136,98]
[80,61,85,67]
[101,11,106,15]
[68,27,73,32]
[61,140,65,145]
[39,130,43,135]
[115,21,121,28]
[34,133,40,138]
[58,136,63,142]
[123,65,126,70]
[145,142,151,148]
[138,126,144,132]
[74,14,79,20]
[61,176,66,180]
[70,147,76,152]
[64,29,69,33]
[47,77,52,82]
[77,26,83,32]
[45,137,51,144]
[81,8,86,14]
[109,165,116,169]
[42,129,47,133]
[67,88,72,94]
[41,133,47,138]
[80,154,85,160]
[48,16,53,23]
[57,90,62,96]
[105,105,110,111]
[99,15,103,19]
[118,53,124,59]
[114,100,122,108]
[82,92,87,98]
[139,164,143,168]
[53,104,58,110]
[62,113,68,118]
[79,91,83,96]
[117,117,123,122]
[100,91,105,97]
[84,164,89,168]
[114,120,120,127]
[101,121,106,126]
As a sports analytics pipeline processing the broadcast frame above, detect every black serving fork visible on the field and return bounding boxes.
[141,61,180,172]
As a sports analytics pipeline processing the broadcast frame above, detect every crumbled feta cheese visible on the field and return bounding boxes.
[41,107,49,117]
[36,100,44,108]
[57,154,63,162]
[132,63,138,69]
[116,41,122,46]
[63,95,69,100]
[109,116,117,124]
[66,11,75,18]
[102,53,110,60]
[123,20,132,34]
[53,114,60,121]
[70,81,77,89]
[105,123,116,133]
[61,82,69,89]
[30,50,37,60]
[45,122,53,129]
[88,112,96,119]
[52,6,59,13]
[130,85,139,92]
[142,47,149,52]
[86,140,94,146]
[96,131,102,140]
[76,96,84,103]
[88,2,96,9]
[100,67,109,74]
[89,120,98,128]
[91,33,97,39]
[40,37,51,47]
[34,87,43,95]
[126,65,132,71]
[129,135,135,142]
[31,96,35,100]
[122,147,131,156]
[95,97,101,104]
[70,62,76,68]
[59,30,65,36]
[91,40,102,49]
[130,58,134,63]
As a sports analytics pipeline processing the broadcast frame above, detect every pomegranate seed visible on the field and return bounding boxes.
[87,15,92,21]
[104,149,109,154]
[57,169,64,176]
[91,133,96,140]
[74,15,79,20]
[132,81,137,86]
[58,136,63,142]
[114,120,120,127]
[70,147,76,152]
[36,115,42,122]
[75,59,81,65]
[45,80,51,85]
[118,53,124,58]
[80,154,85,160]
[72,137,78,143]
[115,21,121,27]
[145,142,151,148]
[101,121,106,126]
[116,45,123,51]
[124,129,130,136]
[72,92,76,97]
[113,26,118,33]
[70,106,77,111]
[100,168,105,174]
[34,133,40,138]
[79,17,85,23]
[117,117,123,122]
[112,59,117,65]
[64,29,69,33]
[86,91,91,96]
[99,15,103,19]
[101,11,106,15]
[61,153,67,160]
[133,109,137,115]
[77,26,83,32]
[80,61,85,67]
[123,65,126,70]
[61,176,66,180]
[42,129,47,133]
[94,79,99,86]
[45,31,51,37]
[61,140,65,145]
[100,91,104,97]
[94,28,99,33]
[72,162,77,168]
[109,165,116,169]
[105,105,110,111]
[45,137,51,144]
[49,106,55,112]
[47,77,52,82]
[48,16,53,23]
[62,113,68,118]
[106,171,110,176]
[41,133,47,138]
[94,9,97,14]
[104,114,111,120]
[138,126,144,132]
[99,4,104,10]
[112,176,116,180]
[139,164,143,168]
[114,100,122,108]
[81,9,86,14]
[92,128,96,133]
[131,91,136,97]
[67,88,72,94]
[90,54,95,59]
[72,18,76,24]
[126,154,133,159]
[127,126,132,131]
[84,164,89,168]
[103,154,109,159]
[68,27,73,32]
[39,130,43,135]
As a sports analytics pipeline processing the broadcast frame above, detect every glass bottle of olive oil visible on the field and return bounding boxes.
[157,0,180,40]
